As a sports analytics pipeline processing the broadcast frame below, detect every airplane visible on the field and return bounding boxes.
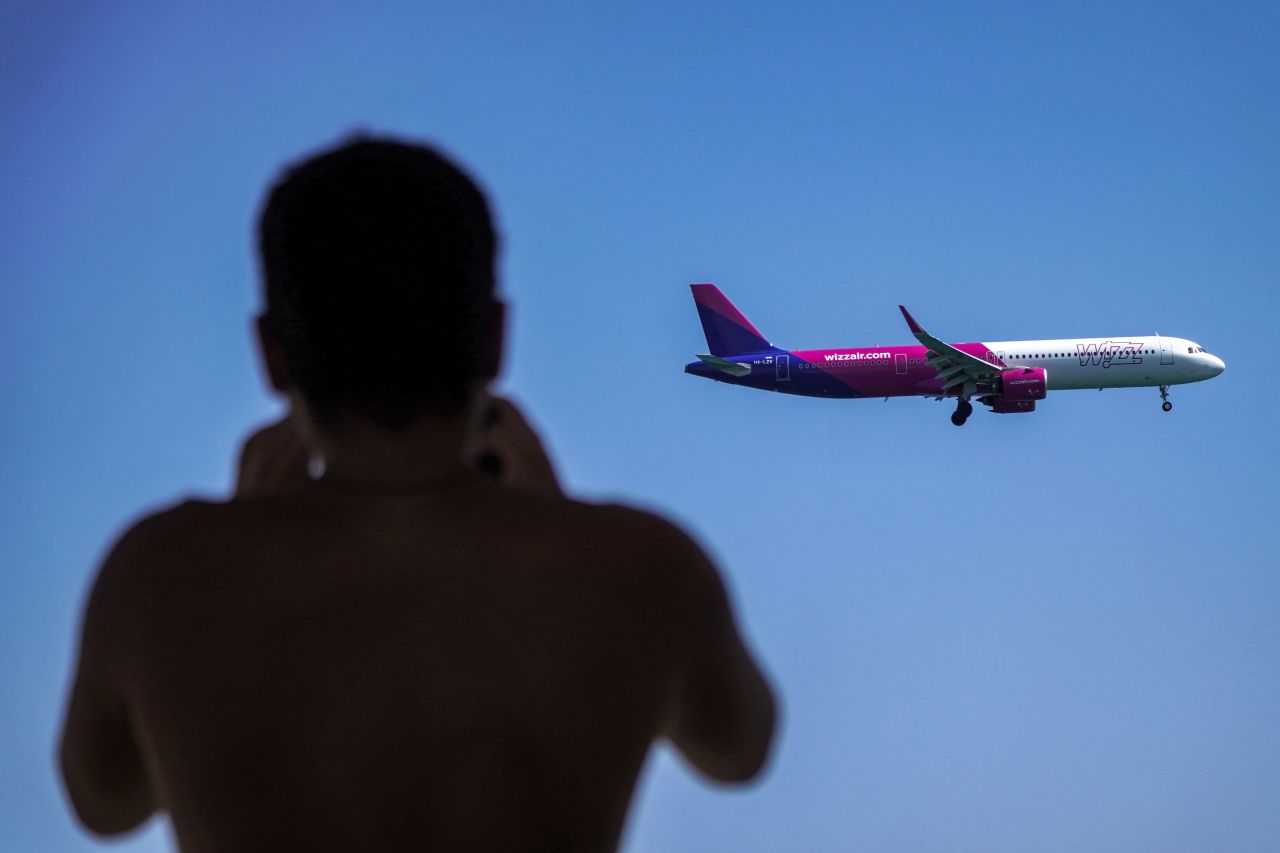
[683,283,1225,425]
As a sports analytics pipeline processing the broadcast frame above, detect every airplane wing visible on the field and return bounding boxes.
[898,305,1003,394]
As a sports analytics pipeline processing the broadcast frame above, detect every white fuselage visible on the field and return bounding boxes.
[984,335,1224,391]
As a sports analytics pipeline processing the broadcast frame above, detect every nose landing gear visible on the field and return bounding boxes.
[950,398,973,427]
[1159,385,1172,412]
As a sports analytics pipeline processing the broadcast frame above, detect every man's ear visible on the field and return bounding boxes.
[255,314,292,393]
[480,299,506,381]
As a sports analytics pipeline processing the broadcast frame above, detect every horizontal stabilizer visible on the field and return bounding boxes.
[696,353,753,377]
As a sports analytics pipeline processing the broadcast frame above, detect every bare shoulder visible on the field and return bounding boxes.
[559,499,704,551]
[520,490,690,544]
[521,495,723,603]
[70,500,226,704]
[88,501,209,601]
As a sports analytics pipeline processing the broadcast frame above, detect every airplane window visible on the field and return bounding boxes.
[1188,347,1193,353]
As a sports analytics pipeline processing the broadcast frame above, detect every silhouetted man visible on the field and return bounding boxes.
[59,137,775,851]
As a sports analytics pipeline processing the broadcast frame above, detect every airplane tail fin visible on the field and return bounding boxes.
[690,283,772,356]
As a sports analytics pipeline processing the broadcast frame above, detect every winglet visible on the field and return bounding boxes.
[898,305,923,335]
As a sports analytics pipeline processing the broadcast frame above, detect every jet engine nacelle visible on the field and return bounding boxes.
[1001,367,1047,401]
[979,368,1047,414]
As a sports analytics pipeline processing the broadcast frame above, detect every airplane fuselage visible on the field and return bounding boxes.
[687,336,1224,399]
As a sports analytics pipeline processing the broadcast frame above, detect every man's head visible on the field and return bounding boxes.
[258,136,502,430]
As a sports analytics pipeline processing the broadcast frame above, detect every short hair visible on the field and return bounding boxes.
[258,136,498,428]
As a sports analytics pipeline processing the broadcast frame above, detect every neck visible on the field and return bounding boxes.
[302,404,482,491]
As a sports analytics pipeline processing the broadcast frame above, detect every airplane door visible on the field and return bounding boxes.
[776,355,790,382]
[1159,337,1174,365]
[895,353,907,374]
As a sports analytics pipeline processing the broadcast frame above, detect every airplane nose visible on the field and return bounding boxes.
[1207,354,1225,376]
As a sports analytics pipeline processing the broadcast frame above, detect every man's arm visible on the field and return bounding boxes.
[59,521,157,835]
[660,530,777,783]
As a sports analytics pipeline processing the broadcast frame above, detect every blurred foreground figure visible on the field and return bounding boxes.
[59,137,775,851]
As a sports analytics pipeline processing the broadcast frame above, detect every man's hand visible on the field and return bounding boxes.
[469,396,563,497]
[235,418,311,498]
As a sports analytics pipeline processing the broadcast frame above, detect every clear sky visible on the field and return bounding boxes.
[3,1,1277,850]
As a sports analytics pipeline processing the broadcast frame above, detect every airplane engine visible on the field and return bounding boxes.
[1000,367,1047,401]
[978,368,1047,414]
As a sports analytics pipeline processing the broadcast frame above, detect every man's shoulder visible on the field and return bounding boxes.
[534,494,703,549]
[532,496,718,588]
[91,498,244,587]
[77,500,220,655]
[108,498,233,549]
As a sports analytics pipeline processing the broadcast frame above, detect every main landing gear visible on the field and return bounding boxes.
[1159,385,1172,412]
[950,398,973,427]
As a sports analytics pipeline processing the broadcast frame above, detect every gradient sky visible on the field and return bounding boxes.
[3,2,1277,850]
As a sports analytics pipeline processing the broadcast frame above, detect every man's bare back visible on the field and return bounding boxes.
[66,476,767,850]
[58,137,774,851]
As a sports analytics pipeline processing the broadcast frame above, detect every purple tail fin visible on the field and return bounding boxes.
[690,284,773,356]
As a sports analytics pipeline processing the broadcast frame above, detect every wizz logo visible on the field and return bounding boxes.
[1077,341,1143,368]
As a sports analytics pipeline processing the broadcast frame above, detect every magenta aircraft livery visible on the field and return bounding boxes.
[684,283,1225,426]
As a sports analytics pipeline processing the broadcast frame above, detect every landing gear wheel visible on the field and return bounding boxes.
[1158,384,1172,412]
[951,411,968,426]
[1162,401,1173,412]
[951,399,972,426]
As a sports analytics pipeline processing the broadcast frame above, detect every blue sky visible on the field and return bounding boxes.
[3,2,1277,850]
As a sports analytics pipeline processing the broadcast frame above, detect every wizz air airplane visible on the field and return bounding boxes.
[684,283,1224,426]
